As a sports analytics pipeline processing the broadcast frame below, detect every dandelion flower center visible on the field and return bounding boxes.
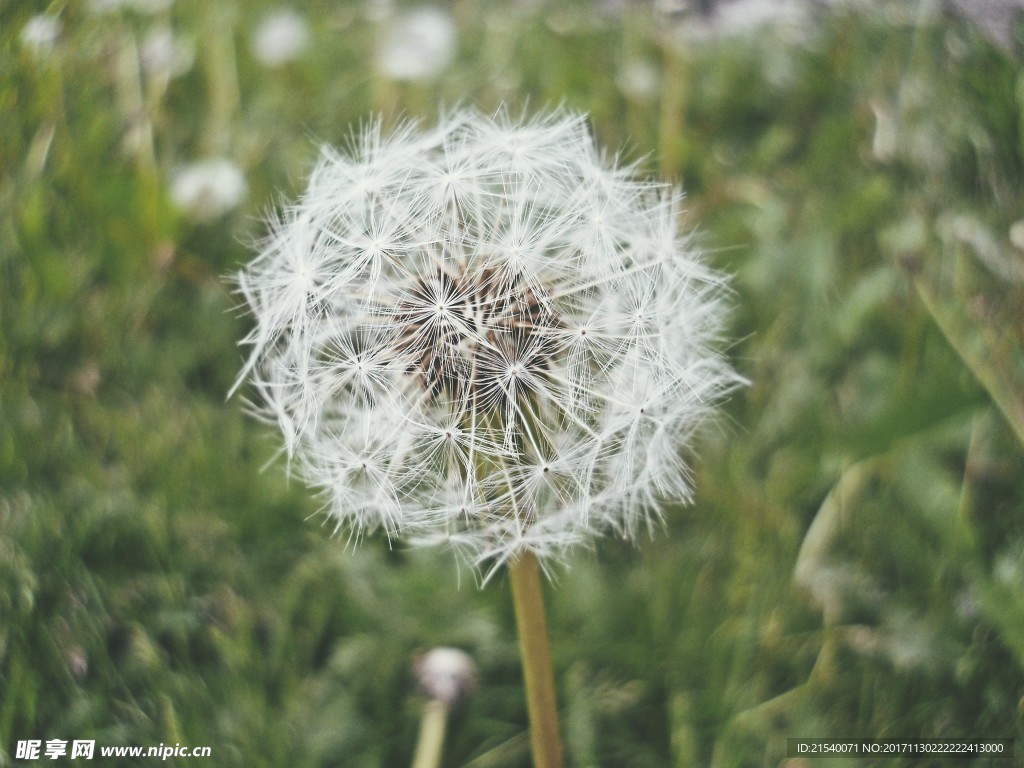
[393,265,562,412]
[233,109,743,572]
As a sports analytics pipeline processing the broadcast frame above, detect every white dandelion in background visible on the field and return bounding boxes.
[376,6,456,81]
[252,8,310,68]
[88,0,174,14]
[618,59,660,102]
[20,14,61,56]
[141,27,195,79]
[232,109,741,572]
[415,647,477,706]
[170,158,247,221]
[411,647,477,768]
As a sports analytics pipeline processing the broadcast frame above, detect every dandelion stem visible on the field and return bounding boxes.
[411,699,449,768]
[508,550,564,768]
[201,5,239,156]
[657,34,688,183]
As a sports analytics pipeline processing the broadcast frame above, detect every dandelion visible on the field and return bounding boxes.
[252,8,310,68]
[376,7,456,81]
[232,108,741,768]
[170,158,247,221]
[20,15,61,56]
[88,0,174,14]
[235,108,738,568]
[411,647,476,768]
[415,646,477,706]
[618,59,660,102]
[141,27,195,79]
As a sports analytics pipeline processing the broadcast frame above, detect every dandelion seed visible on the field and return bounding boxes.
[618,59,660,102]
[88,0,174,14]
[141,27,195,79]
[233,108,742,573]
[170,158,247,221]
[21,15,61,56]
[376,7,457,81]
[415,647,477,706]
[252,8,310,68]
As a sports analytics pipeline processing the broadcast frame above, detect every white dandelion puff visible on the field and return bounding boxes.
[415,647,477,706]
[88,0,174,14]
[376,7,457,81]
[233,108,743,572]
[21,15,61,56]
[141,27,195,79]
[170,158,247,221]
[618,59,659,102]
[252,8,310,68]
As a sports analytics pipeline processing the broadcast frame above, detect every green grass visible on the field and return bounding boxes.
[2,2,1023,766]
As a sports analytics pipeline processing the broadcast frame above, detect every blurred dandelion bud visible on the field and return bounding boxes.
[232,108,742,574]
[617,59,660,102]
[252,8,310,68]
[411,647,476,768]
[415,646,477,707]
[376,7,456,81]
[20,15,61,56]
[88,0,174,14]
[141,27,195,79]
[170,158,247,221]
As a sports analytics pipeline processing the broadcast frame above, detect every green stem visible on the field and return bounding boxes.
[411,699,449,768]
[508,550,564,768]
[202,5,239,156]
[657,34,688,183]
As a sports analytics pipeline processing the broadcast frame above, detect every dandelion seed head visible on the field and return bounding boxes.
[234,109,743,573]
[141,27,195,79]
[170,158,247,221]
[415,647,477,706]
[376,7,457,81]
[88,0,174,14]
[21,15,61,55]
[252,8,310,68]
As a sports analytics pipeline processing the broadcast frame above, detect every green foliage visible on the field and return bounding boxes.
[2,2,1022,766]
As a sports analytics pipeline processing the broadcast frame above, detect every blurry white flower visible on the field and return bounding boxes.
[170,159,247,221]
[141,27,195,79]
[233,109,742,572]
[252,8,310,68]
[21,15,61,55]
[415,647,477,705]
[618,60,659,102]
[89,0,174,13]
[666,0,810,43]
[377,7,456,81]
[714,0,807,33]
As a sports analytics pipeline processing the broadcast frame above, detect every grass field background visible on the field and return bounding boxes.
[3,1,1024,765]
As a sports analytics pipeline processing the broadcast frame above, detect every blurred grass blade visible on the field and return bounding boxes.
[793,461,874,626]
[910,271,1024,448]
